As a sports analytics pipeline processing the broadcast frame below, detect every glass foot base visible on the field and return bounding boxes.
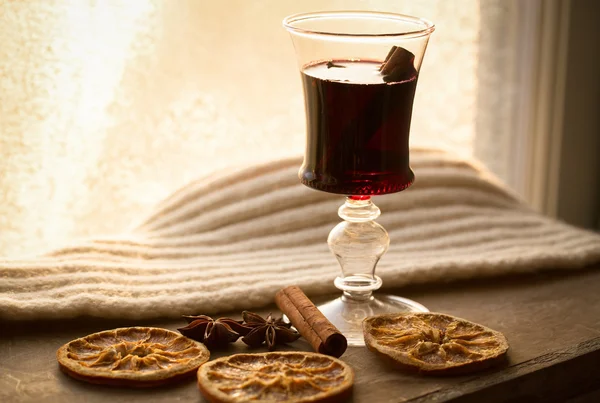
[315,294,428,346]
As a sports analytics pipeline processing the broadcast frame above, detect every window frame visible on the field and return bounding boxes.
[509,0,599,229]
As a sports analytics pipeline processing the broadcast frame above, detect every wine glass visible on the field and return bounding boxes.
[283,11,435,345]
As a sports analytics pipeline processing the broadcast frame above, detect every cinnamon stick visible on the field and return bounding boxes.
[379,45,416,83]
[380,45,399,70]
[275,286,347,358]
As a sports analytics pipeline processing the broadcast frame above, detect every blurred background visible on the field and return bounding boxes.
[0,0,598,258]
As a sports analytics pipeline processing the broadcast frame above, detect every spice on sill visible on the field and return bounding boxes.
[178,315,250,348]
[241,311,301,350]
[275,285,348,357]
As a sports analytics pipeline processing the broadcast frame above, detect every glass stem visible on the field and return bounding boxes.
[328,196,389,302]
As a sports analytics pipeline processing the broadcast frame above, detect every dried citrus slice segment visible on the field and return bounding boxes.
[57,327,210,387]
[197,351,354,403]
[363,313,508,375]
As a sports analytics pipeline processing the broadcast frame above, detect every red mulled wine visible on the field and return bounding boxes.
[300,59,418,195]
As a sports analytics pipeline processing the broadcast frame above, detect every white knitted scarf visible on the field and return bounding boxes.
[2,149,599,320]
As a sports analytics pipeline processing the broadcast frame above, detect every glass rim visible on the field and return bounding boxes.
[283,11,435,39]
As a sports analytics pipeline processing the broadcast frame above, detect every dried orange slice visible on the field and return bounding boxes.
[363,313,508,375]
[57,327,210,387]
[197,351,354,402]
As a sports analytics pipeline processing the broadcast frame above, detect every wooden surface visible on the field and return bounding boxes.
[2,268,600,402]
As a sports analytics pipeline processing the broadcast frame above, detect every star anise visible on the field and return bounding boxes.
[241,311,301,351]
[178,315,251,348]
